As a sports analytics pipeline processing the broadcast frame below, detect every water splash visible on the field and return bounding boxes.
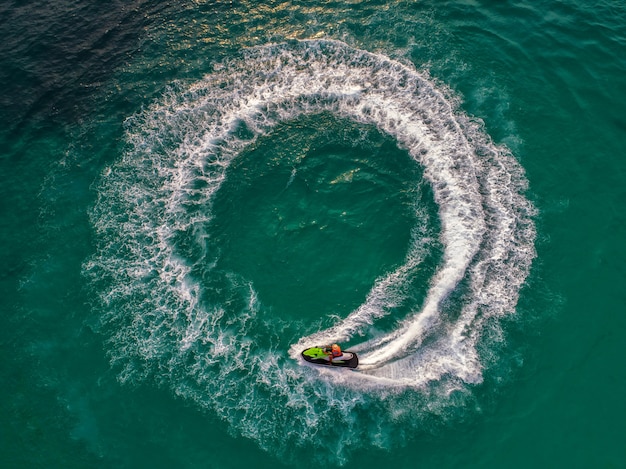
[85,40,535,462]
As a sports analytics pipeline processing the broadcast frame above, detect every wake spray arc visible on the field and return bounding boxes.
[87,40,536,459]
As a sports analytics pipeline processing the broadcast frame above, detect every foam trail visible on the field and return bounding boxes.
[86,40,536,459]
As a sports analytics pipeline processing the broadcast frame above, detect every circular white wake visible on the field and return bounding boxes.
[86,40,535,460]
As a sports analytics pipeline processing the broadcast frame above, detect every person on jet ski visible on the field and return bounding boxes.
[323,343,343,362]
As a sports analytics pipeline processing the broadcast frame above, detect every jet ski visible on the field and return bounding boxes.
[301,346,359,369]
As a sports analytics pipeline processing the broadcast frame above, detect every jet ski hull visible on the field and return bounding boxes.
[301,347,359,369]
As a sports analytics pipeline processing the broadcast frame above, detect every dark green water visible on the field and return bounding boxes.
[1,1,625,468]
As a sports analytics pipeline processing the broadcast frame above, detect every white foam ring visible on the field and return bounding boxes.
[86,40,536,461]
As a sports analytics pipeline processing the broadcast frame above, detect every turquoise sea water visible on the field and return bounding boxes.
[1,1,625,468]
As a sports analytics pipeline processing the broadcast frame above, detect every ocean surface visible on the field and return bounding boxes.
[1,1,625,467]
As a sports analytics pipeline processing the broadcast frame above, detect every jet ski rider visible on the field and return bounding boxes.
[324,343,343,362]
